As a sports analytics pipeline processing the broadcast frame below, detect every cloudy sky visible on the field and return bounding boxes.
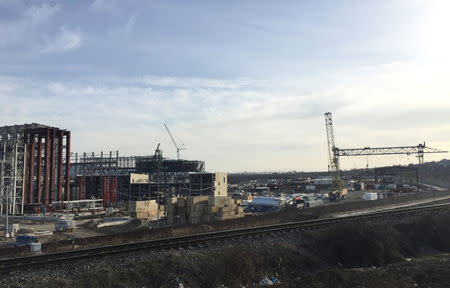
[0,0,449,172]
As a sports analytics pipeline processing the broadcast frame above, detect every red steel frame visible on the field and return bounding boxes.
[24,127,71,207]
[43,128,50,205]
[65,131,71,201]
[28,133,34,204]
[36,134,42,204]
[57,130,63,202]
[50,128,55,203]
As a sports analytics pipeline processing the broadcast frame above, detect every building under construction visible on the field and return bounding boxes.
[0,124,71,215]
[69,151,206,204]
[374,166,419,186]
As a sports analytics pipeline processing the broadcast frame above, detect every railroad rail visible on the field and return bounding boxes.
[1,202,449,272]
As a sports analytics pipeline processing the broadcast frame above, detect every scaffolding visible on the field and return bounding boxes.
[0,125,26,215]
[0,124,71,215]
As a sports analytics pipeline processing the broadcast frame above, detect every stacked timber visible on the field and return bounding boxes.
[176,197,187,225]
[166,195,246,225]
[167,197,178,225]
[187,196,209,224]
[212,197,245,221]
[129,200,158,220]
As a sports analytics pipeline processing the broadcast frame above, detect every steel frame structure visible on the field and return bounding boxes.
[374,166,419,185]
[70,150,204,202]
[0,124,71,215]
[0,125,26,215]
[70,151,205,177]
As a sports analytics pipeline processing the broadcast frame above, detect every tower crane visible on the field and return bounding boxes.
[164,124,186,160]
[324,112,345,200]
[324,112,448,198]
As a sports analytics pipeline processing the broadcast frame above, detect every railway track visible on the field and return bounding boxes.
[1,202,449,273]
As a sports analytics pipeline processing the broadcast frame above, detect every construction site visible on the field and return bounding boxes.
[0,114,449,287]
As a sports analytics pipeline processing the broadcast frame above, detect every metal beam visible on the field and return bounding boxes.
[336,143,447,159]
[65,131,71,201]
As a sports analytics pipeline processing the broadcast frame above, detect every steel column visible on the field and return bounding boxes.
[57,130,63,201]
[43,129,50,205]
[28,134,34,204]
[36,135,42,204]
[49,128,55,203]
[23,132,28,205]
[65,131,71,201]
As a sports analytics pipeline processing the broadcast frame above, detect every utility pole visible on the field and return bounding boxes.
[156,170,160,228]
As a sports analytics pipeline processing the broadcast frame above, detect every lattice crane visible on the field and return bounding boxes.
[324,112,448,195]
[324,112,344,198]
[164,124,186,160]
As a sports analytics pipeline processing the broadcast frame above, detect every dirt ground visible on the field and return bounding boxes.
[3,212,450,288]
[1,190,449,256]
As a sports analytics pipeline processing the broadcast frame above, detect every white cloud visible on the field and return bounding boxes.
[1,61,449,172]
[90,0,118,13]
[24,2,60,25]
[124,14,136,34]
[41,26,82,53]
[0,2,60,47]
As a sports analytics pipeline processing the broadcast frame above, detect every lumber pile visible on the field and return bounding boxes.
[129,200,161,220]
[167,195,245,225]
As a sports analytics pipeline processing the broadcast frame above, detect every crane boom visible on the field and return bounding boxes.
[164,123,186,160]
[336,144,447,163]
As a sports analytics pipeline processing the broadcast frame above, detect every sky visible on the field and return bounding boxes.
[0,0,449,172]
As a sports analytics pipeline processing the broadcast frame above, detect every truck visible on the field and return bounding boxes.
[330,188,348,202]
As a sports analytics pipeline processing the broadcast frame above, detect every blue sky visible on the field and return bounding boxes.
[0,0,449,172]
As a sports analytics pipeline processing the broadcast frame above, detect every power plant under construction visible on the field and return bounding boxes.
[0,114,447,219]
[0,123,205,215]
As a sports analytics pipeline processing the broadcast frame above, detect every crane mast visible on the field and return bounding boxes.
[324,112,344,197]
[164,124,186,160]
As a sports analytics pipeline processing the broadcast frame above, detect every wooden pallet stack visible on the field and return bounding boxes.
[129,200,158,220]
[166,195,246,225]
[167,197,178,225]
[187,196,209,224]
[176,197,187,225]
[212,197,245,221]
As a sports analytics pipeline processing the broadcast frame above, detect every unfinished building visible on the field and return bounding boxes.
[374,166,419,186]
[69,151,206,203]
[189,172,228,196]
[0,124,71,215]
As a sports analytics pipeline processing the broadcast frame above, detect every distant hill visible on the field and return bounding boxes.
[417,159,450,188]
[228,159,450,188]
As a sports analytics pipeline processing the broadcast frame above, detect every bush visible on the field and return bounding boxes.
[306,223,411,268]
[396,214,450,252]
